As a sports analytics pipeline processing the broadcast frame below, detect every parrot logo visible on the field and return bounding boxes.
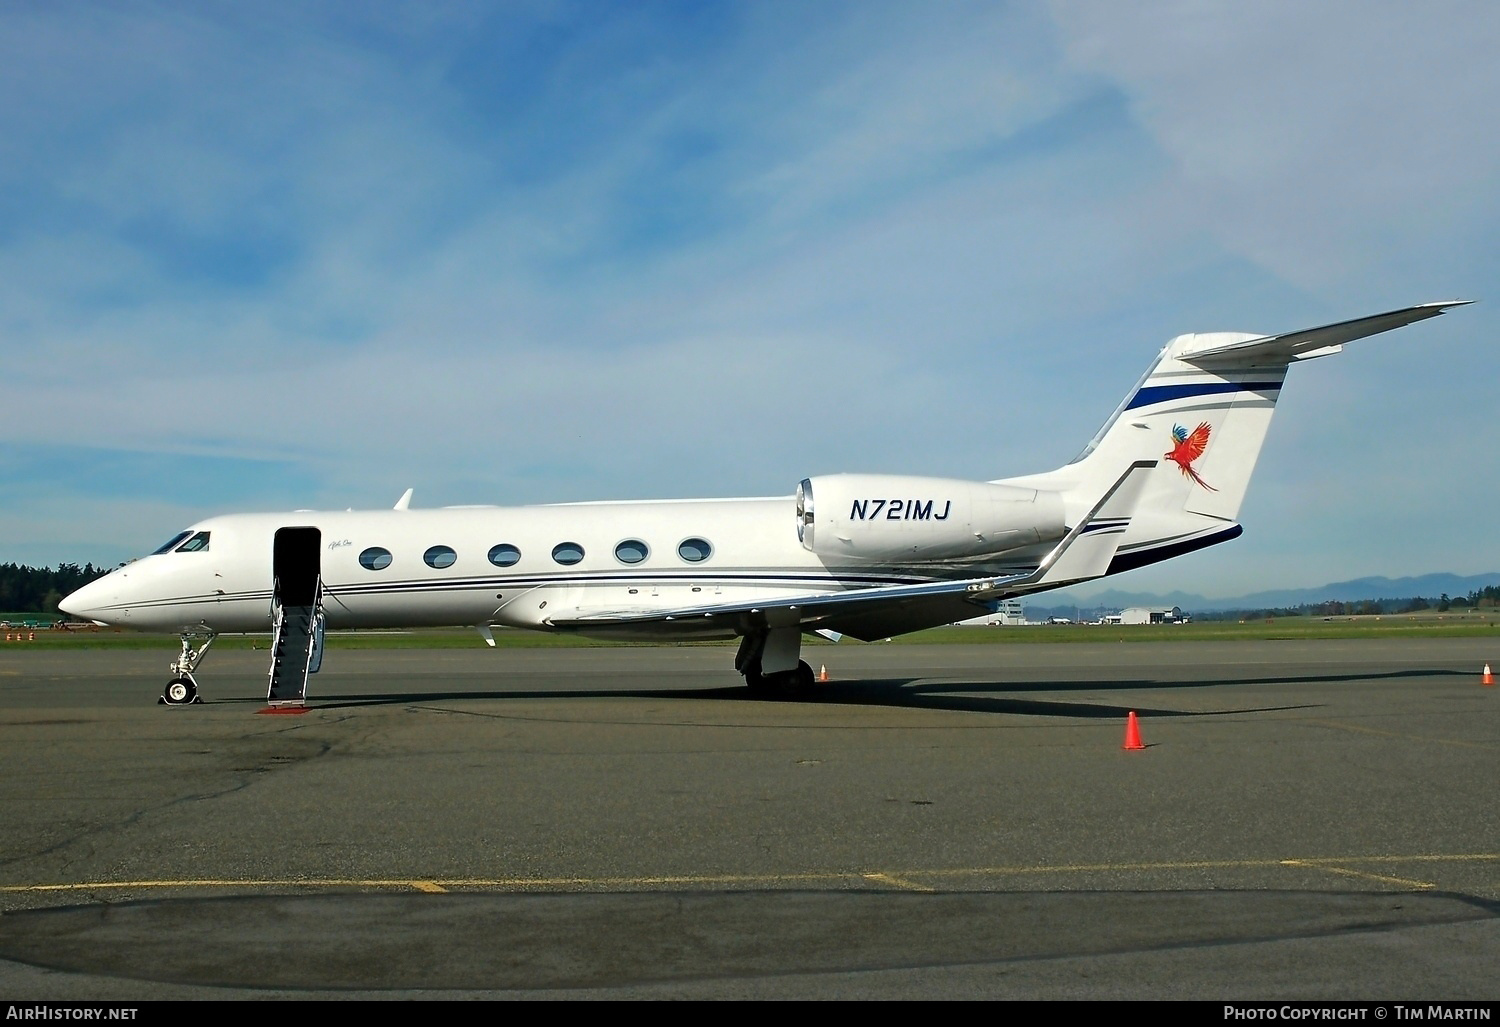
[1166,422,1217,491]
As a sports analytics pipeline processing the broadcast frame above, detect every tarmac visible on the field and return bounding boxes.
[0,637,1496,1000]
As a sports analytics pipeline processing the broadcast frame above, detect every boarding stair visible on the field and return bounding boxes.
[267,576,324,705]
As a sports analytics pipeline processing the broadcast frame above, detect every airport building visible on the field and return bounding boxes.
[1111,606,1187,625]
[955,599,1028,626]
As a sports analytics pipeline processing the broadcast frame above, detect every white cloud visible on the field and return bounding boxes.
[2,1,1496,590]
[1048,0,1500,294]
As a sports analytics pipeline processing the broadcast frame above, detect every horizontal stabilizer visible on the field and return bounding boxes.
[1177,301,1470,367]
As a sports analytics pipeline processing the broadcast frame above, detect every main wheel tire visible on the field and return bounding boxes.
[794,660,816,693]
[744,665,770,693]
[163,677,197,705]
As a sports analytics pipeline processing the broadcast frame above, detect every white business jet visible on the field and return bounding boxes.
[60,301,1468,706]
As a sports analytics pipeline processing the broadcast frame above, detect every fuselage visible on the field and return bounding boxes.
[59,495,1053,639]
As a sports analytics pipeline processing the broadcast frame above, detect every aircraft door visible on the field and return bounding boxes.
[273,527,322,607]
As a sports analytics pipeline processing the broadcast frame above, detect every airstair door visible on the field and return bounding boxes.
[268,527,323,704]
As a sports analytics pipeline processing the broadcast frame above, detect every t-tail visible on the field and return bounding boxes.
[1002,301,1470,575]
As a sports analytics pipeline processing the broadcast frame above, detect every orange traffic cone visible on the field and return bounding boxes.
[1484,664,1494,686]
[1123,711,1145,750]
[818,664,830,682]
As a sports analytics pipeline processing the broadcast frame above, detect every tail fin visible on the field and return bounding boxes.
[1062,328,1288,524]
[1002,301,1468,571]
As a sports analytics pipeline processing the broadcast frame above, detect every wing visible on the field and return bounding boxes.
[547,461,1158,642]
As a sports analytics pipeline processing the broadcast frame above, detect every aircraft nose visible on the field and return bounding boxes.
[58,587,88,619]
[59,579,109,622]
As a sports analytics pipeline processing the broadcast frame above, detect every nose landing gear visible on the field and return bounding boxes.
[161,630,214,705]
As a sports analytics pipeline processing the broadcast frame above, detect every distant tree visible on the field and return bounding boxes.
[0,563,109,615]
[1438,593,1451,612]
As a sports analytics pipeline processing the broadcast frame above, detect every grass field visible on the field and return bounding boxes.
[4,611,1497,651]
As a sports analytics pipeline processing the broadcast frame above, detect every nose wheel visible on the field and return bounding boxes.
[161,675,201,705]
[162,630,215,706]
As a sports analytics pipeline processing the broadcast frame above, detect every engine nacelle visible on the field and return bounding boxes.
[796,474,1066,563]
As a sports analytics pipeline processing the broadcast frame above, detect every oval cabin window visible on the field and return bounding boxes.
[424,545,457,569]
[677,537,712,563]
[552,542,585,566]
[488,544,521,567]
[359,547,393,571]
[613,539,649,564]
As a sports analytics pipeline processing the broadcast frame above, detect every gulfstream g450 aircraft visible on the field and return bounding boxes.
[60,301,1468,706]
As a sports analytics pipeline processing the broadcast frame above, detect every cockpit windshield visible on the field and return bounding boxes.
[152,531,193,555]
[148,530,210,555]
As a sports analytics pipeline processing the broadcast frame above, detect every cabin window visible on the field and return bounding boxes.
[152,531,193,555]
[613,539,649,564]
[359,547,393,571]
[488,544,521,567]
[677,537,712,563]
[424,545,458,569]
[176,532,211,553]
[552,542,585,566]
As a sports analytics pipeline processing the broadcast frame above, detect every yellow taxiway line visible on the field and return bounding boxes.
[2,853,1495,897]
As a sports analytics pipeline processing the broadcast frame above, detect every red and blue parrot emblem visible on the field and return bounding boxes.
[1166,422,1217,491]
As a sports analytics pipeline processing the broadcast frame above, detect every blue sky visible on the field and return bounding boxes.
[2,1,1496,598]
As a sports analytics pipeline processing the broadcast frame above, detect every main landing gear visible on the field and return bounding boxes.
[161,630,215,706]
[743,658,817,696]
[736,627,819,697]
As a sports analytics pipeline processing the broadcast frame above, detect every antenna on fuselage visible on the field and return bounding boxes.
[394,488,414,511]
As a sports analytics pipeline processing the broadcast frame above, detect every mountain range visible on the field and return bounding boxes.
[1041,572,1500,615]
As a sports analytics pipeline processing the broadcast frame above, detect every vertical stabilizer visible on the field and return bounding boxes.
[1019,332,1289,525]
[999,302,1468,573]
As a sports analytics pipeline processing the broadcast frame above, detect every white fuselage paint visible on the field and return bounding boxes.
[62,496,1052,639]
